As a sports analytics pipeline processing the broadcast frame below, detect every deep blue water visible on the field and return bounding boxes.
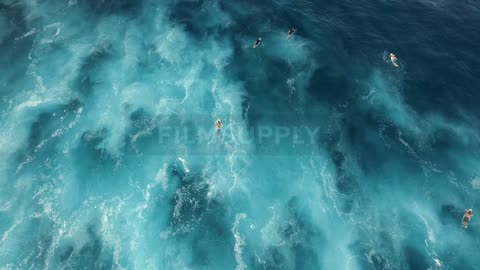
[1,0,480,269]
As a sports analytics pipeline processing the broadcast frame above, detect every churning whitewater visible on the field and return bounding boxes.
[1,0,480,269]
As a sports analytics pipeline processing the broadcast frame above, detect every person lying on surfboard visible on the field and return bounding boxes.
[253,38,262,48]
[463,209,473,228]
[287,28,296,37]
[390,53,399,67]
[216,119,222,136]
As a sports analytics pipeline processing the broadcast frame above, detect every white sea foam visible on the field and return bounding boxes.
[232,213,247,270]
[14,28,38,41]
[472,177,480,190]
[1,218,24,244]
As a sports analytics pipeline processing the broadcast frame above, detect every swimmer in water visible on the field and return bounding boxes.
[253,38,262,48]
[463,209,473,228]
[287,28,296,38]
[216,119,222,136]
[390,53,399,67]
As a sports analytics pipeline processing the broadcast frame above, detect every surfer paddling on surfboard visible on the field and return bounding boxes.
[253,38,262,48]
[390,53,399,67]
[216,119,222,136]
[463,209,473,228]
[287,28,296,38]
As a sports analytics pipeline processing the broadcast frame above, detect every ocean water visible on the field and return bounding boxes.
[1,0,480,269]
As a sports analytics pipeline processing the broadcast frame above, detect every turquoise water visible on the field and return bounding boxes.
[1,0,480,269]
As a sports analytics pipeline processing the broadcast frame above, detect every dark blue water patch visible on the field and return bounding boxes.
[220,0,306,37]
[254,247,289,270]
[27,100,82,150]
[0,2,36,98]
[187,199,236,269]
[228,53,291,100]
[156,161,208,234]
[387,1,478,120]
[351,244,390,270]
[152,161,237,269]
[428,128,459,153]
[391,0,480,121]
[27,113,57,151]
[402,246,429,270]
[136,161,185,241]
[218,0,267,27]
[10,100,82,176]
[316,102,384,162]
[336,174,358,197]
[129,107,155,127]
[292,0,480,123]
[169,178,209,231]
[167,158,190,181]
[66,223,114,270]
[437,202,480,238]
[194,198,230,240]
[167,0,210,38]
[124,108,160,155]
[292,244,322,270]
[72,42,115,98]
[0,2,30,47]
[255,197,325,270]
[350,229,398,270]
[305,67,356,108]
[421,126,480,178]
[402,70,479,123]
[325,148,359,200]
[55,243,75,264]
[326,108,430,180]
[329,149,345,172]
[70,128,122,195]
[439,204,464,226]
[132,41,157,69]
[322,135,361,212]
[77,0,144,17]
[224,51,303,130]
[333,115,390,176]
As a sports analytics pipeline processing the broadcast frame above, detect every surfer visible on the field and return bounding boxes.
[390,53,399,67]
[253,38,262,48]
[463,209,473,228]
[216,119,222,136]
[287,28,296,37]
